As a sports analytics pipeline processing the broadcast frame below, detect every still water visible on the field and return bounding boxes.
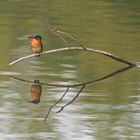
[0,0,140,140]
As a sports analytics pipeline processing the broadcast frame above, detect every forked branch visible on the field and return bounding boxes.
[9,27,137,66]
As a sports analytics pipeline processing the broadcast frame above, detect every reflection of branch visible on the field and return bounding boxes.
[44,87,69,122]
[9,75,67,87]
[52,87,70,107]
[9,65,134,88]
[9,47,136,66]
[83,65,133,85]
[51,66,133,114]
[44,85,85,122]
[56,85,85,113]
[10,65,134,120]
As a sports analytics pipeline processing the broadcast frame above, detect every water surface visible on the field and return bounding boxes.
[0,0,140,140]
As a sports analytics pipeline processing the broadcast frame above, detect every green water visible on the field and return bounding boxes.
[0,0,140,140]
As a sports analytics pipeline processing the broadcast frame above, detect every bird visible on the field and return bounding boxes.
[29,35,43,56]
[30,80,42,104]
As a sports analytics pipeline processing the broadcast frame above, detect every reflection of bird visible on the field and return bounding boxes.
[30,80,42,104]
[29,35,43,56]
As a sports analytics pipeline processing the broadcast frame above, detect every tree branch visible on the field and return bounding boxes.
[49,27,137,66]
[56,30,86,49]
[9,47,136,66]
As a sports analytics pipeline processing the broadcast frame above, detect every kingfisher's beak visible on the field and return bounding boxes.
[28,36,34,39]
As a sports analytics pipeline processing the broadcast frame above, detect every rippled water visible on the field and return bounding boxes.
[0,0,140,140]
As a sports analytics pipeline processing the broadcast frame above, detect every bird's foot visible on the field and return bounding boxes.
[35,53,41,57]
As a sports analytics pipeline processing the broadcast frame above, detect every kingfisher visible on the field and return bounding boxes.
[30,80,42,104]
[29,35,43,56]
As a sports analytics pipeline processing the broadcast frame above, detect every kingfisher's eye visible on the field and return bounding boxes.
[35,38,40,40]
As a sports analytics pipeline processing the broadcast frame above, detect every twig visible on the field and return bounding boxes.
[49,27,86,49]
[9,53,35,65]
[56,85,85,113]
[44,87,69,122]
[53,32,67,45]
[47,22,81,47]
[9,47,136,66]
[56,30,86,49]
[50,28,137,66]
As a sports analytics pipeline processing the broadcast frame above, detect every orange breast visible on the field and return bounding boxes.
[31,39,41,47]
[31,39,42,53]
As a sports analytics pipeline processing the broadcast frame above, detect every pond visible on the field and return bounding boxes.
[0,0,140,140]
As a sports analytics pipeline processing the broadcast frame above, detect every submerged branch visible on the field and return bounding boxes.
[9,47,136,66]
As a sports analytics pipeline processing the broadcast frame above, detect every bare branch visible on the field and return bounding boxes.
[47,23,82,47]
[9,23,137,66]
[50,28,137,66]
[53,32,67,45]
[9,53,35,65]
[9,47,136,66]
[56,30,86,49]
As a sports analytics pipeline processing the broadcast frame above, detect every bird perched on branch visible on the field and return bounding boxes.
[28,35,43,56]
